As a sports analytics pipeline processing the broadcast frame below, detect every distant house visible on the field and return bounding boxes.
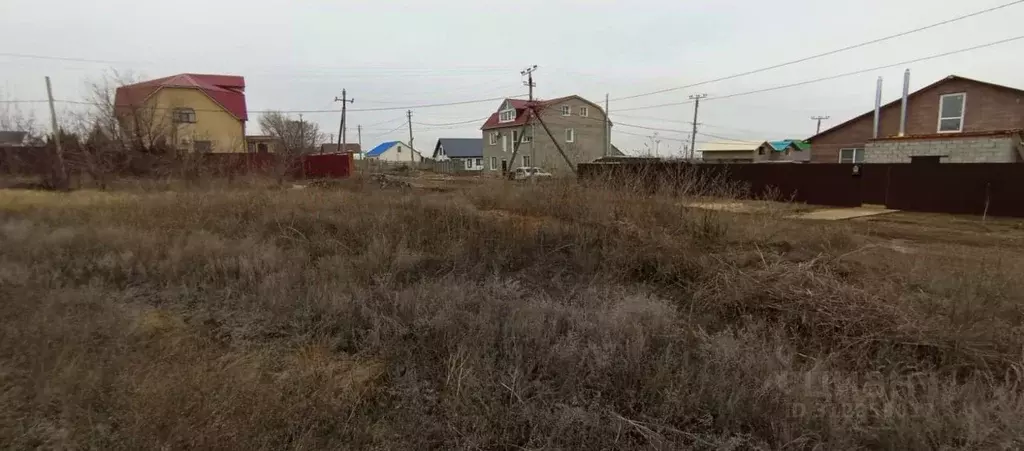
[808,75,1024,163]
[319,143,361,155]
[480,96,619,174]
[433,138,483,170]
[114,73,247,153]
[365,141,423,162]
[0,131,29,147]
[699,141,763,163]
[755,139,811,163]
[245,135,279,153]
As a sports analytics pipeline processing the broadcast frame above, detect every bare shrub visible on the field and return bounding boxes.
[1,181,1023,449]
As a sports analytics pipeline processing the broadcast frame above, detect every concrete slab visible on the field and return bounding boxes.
[792,207,898,221]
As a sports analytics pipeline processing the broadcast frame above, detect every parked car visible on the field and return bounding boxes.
[512,167,553,180]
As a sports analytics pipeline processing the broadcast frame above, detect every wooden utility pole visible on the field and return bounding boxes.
[811,115,830,134]
[532,106,576,175]
[688,94,707,160]
[604,93,611,158]
[357,125,362,158]
[334,90,354,152]
[406,110,414,162]
[44,76,68,191]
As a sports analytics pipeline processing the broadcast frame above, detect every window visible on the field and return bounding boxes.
[523,155,531,167]
[579,106,589,117]
[938,93,966,133]
[465,159,473,170]
[490,156,497,170]
[247,142,255,152]
[838,148,864,163]
[257,143,268,153]
[172,108,196,124]
[489,132,498,145]
[522,130,532,142]
[475,158,482,167]
[397,145,402,153]
[194,140,212,153]
[499,107,516,123]
[565,128,576,143]
[512,130,520,144]
[438,145,445,156]
[911,155,943,164]
[561,105,571,116]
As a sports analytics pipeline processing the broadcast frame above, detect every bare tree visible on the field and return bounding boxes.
[0,90,41,140]
[258,111,325,183]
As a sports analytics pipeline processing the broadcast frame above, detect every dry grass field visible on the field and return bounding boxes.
[2,174,1024,449]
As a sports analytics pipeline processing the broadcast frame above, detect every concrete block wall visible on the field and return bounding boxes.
[864,136,1019,163]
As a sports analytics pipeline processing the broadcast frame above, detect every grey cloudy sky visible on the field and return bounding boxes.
[2,0,1022,156]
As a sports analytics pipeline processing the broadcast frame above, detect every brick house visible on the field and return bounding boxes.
[807,75,1024,163]
[480,96,620,174]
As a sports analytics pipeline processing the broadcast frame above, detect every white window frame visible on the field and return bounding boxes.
[489,132,498,145]
[490,156,497,170]
[523,155,531,167]
[498,102,516,123]
[838,148,864,163]
[512,130,520,144]
[937,92,966,133]
[579,106,589,117]
[561,105,571,116]
[475,158,482,167]
[464,159,472,170]
[565,128,575,143]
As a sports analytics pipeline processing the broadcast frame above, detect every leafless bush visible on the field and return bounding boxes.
[1,182,1023,449]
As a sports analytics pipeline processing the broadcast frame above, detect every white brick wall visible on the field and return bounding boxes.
[864,136,1019,163]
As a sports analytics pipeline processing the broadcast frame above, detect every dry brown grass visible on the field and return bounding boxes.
[1,177,1023,449]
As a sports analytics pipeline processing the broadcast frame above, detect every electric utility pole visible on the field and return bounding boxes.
[407,110,414,161]
[357,125,362,157]
[688,94,707,160]
[334,90,354,152]
[44,76,68,191]
[298,113,306,153]
[605,93,611,158]
[811,115,830,134]
[521,65,538,101]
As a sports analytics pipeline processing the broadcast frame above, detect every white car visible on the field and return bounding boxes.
[512,167,553,180]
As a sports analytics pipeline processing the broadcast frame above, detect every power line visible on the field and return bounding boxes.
[706,35,1024,102]
[50,93,522,114]
[615,34,1024,112]
[413,116,491,126]
[610,0,1024,102]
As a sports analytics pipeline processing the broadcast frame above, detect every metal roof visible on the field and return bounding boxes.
[366,141,400,157]
[435,138,482,158]
[696,141,761,152]
[114,73,248,121]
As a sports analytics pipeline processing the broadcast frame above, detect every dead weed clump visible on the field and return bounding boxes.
[1,180,1023,449]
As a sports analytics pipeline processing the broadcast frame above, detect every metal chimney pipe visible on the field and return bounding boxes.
[899,69,910,137]
[873,76,883,139]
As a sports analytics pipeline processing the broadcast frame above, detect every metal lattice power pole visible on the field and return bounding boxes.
[334,90,354,152]
[811,115,830,134]
[688,94,707,160]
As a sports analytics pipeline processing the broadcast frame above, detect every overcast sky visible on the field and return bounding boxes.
[2,0,1022,156]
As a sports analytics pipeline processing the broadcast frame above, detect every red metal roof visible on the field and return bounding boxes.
[114,73,248,121]
[480,97,575,130]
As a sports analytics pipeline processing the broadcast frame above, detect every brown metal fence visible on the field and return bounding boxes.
[579,161,1024,218]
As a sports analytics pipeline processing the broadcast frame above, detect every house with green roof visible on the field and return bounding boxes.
[755,139,811,163]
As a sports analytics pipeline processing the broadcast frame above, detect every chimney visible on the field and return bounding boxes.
[873,77,883,139]
[899,69,910,137]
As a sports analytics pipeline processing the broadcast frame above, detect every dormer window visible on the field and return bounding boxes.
[498,100,516,123]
